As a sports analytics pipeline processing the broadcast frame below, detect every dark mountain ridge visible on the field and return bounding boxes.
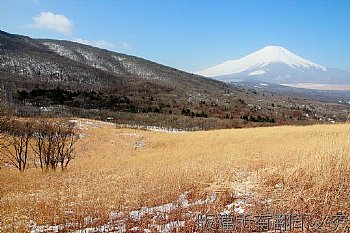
[0,30,229,94]
[1,30,349,129]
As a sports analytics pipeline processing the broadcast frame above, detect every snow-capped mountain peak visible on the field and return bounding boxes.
[254,46,326,70]
[198,46,326,77]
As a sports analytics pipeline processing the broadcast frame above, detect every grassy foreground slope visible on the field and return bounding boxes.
[1,119,350,232]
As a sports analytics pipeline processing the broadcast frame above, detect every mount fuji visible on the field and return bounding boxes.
[198,46,350,88]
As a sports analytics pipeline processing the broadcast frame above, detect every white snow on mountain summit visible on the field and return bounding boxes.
[198,46,326,77]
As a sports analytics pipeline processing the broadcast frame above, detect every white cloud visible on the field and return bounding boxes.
[95,40,115,50]
[73,38,132,51]
[30,11,73,35]
[73,38,115,50]
[122,42,131,49]
[73,38,92,46]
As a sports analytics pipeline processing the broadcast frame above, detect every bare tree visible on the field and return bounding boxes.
[0,116,11,169]
[56,121,79,170]
[32,120,54,170]
[1,117,79,172]
[0,119,33,172]
[0,125,5,170]
[32,120,79,171]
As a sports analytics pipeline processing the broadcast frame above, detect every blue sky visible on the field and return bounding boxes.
[1,0,350,72]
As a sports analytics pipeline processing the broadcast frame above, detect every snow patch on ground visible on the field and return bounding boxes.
[154,221,185,233]
[223,171,260,214]
[120,133,143,137]
[29,191,216,232]
[117,124,187,133]
[69,119,115,130]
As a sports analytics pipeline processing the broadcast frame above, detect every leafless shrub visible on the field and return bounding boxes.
[0,117,79,172]
[32,120,56,171]
[56,121,78,170]
[0,118,33,172]
[32,120,79,171]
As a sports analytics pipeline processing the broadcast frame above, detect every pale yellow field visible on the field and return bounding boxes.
[1,119,350,232]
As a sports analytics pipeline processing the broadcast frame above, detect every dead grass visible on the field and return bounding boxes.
[1,119,350,232]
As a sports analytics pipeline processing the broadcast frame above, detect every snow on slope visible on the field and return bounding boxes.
[249,70,266,76]
[198,46,326,77]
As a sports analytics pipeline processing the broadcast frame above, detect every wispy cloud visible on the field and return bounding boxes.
[73,38,92,45]
[73,38,115,50]
[74,38,133,51]
[122,42,131,49]
[29,11,73,35]
[95,40,115,50]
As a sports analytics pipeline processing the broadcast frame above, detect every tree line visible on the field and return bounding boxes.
[0,117,79,172]
[240,114,275,123]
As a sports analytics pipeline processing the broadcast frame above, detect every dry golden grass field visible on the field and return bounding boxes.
[1,119,350,232]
